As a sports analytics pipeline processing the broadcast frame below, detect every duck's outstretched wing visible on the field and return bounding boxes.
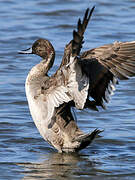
[49,7,95,111]
[81,41,135,79]
[80,41,135,108]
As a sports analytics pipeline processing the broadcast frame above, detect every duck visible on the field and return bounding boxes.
[19,6,135,153]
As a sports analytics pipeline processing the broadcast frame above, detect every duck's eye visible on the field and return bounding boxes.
[38,49,42,52]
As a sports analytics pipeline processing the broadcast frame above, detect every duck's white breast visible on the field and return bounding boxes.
[25,74,50,139]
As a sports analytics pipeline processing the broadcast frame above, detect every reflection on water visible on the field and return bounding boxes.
[18,149,135,180]
[0,0,135,179]
[18,152,108,180]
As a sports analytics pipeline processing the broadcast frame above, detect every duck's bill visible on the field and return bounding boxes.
[18,47,32,54]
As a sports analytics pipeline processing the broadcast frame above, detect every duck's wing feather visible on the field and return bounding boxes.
[33,78,72,127]
[81,41,135,79]
[80,41,135,108]
[72,6,95,57]
[59,6,95,67]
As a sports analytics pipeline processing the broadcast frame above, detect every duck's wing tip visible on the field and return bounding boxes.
[72,6,95,57]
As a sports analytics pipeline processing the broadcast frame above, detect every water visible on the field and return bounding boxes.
[0,0,135,179]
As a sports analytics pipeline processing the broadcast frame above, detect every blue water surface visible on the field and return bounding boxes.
[0,0,135,179]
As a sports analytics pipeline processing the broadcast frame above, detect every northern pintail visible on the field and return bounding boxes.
[19,7,135,153]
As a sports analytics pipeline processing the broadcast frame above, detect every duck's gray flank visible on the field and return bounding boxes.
[19,6,135,152]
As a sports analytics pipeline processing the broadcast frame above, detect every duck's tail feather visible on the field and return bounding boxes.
[74,129,103,151]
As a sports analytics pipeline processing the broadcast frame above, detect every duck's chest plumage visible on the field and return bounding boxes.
[25,66,51,139]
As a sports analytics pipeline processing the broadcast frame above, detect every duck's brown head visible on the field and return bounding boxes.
[19,38,55,60]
